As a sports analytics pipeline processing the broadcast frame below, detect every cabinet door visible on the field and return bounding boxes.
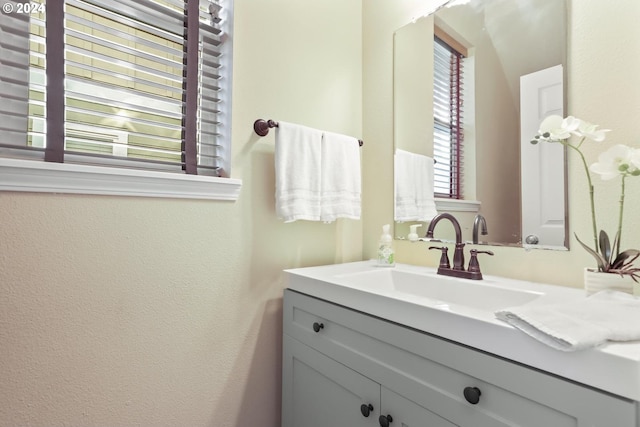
[380,387,458,427]
[282,335,380,427]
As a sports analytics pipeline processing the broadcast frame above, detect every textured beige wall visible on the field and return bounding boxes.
[363,0,640,287]
[0,1,362,426]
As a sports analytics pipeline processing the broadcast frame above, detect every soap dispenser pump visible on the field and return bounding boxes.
[408,224,422,242]
[377,224,395,267]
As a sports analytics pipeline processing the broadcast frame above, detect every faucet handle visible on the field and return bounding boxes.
[473,249,494,256]
[429,246,451,269]
[467,249,494,277]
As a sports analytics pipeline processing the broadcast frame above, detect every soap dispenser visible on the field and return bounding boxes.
[377,224,395,267]
[408,224,422,242]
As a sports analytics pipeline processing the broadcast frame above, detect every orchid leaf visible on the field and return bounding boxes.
[575,233,607,271]
[608,267,640,283]
[598,230,611,268]
[610,231,621,264]
[612,250,640,270]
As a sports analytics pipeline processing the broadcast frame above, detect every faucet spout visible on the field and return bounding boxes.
[426,213,465,270]
[472,214,488,244]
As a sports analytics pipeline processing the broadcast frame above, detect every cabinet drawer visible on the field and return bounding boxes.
[284,289,637,427]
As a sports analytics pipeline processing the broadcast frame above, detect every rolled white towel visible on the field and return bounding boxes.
[496,290,640,351]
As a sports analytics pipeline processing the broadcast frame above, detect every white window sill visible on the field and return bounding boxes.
[435,198,481,213]
[0,158,242,201]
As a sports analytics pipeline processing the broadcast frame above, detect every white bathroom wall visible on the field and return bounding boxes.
[0,1,362,426]
[363,0,640,288]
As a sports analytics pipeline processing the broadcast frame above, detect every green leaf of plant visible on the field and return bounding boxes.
[575,233,607,271]
[599,230,611,268]
[609,231,621,266]
[611,249,640,270]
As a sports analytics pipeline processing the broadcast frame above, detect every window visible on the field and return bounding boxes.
[0,0,240,200]
[433,35,464,199]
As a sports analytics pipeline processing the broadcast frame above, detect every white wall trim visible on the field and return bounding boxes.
[0,158,242,201]
[435,198,481,213]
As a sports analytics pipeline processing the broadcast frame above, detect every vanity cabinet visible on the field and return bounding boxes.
[282,289,638,427]
[283,335,452,427]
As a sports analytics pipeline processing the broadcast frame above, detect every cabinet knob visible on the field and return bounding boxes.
[463,386,482,404]
[360,403,373,417]
[312,322,324,333]
[378,414,393,427]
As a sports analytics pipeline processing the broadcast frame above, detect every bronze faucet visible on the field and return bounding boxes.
[472,214,488,244]
[426,213,465,270]
[426,213,493,280]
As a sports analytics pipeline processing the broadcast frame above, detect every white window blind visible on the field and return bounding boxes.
[433,36,464,199]
[0,3,30,145]
[0,0,232,178]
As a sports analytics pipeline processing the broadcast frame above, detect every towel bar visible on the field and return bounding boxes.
[253,119,363,146]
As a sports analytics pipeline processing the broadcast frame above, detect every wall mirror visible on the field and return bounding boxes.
[393,0,568,250]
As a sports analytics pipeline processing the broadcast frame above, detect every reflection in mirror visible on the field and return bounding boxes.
[393,0,568,250]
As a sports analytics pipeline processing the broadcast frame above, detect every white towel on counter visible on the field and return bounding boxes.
[275,122,323,222]
[320,131,361,222]
[394,149,437,222]
[495,290,640,352]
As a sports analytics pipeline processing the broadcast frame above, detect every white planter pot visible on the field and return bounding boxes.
[584,268,636,296]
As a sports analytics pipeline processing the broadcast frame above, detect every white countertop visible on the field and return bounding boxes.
[284,260,640,401]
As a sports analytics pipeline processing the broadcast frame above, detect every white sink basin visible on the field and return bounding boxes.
[335,268,543,311]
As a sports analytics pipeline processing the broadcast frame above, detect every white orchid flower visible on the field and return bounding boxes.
[538,115,573,140]
[631,148,640,171]
[590,144,635,180]
[562,116,581,132]
[573,119,610,142]
[537,115,610,143]
[531,115,639,278]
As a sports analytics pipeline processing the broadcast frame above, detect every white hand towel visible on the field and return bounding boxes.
[275,122,323,222]
[414,152,438,221]
[395,149,417,221]
[496,290,640,352]
[320,131,361,222]
[394,149,437,222]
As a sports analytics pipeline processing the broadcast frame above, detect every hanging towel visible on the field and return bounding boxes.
[394,149,437,222]
[414,152,438,221]
[275,122,323,222]
[394,149,416,221]
[495,290,640,352]
[320,131,362,222]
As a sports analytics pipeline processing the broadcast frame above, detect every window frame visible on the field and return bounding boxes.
[0,157,241,200]
[0,0,241,201]
[433,34,464,200]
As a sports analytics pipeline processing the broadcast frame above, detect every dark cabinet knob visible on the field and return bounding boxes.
[312,322,324,333]
[360,403,373,417]
[463,386,482,404]
[379,414,393,427]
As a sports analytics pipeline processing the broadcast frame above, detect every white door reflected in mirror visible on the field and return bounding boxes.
[520,65,566,249]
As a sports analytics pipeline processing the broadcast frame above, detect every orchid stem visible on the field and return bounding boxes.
[617,174,626,257]
[566,138,599,255]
